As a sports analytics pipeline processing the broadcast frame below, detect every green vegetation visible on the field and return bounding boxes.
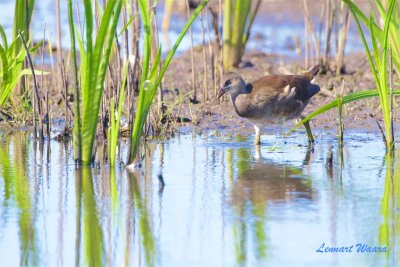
[0,0,35,109]
[0,26,30,108]
[73,0,123,163]
[346,0,397,148]
[379,152,400,261]
[108,63,128,167]
[290,0,399,149]
[344,0,400,77]
[230,143,269,265]
[1,0,399,163]
[127,0,210,164]
[223,0,260,69]
[12,0,35,57]
[80,167,105,266]
[67,0,81,160]
[0,134,38,266]
[289,90,400,134]
[2,1,400,265]
[128,172,156,266]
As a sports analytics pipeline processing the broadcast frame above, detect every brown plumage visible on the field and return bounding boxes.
[218,65,320,145]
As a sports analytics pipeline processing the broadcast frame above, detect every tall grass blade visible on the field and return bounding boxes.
[288,89,400,134]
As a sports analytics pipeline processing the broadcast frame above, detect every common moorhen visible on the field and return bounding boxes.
[218,66,320,145]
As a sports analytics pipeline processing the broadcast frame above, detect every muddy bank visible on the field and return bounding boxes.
[1,48,397,141]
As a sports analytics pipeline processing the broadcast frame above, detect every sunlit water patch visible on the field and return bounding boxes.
[0,130,398,266]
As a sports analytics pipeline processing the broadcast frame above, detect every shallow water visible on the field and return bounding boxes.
[0,130,398,266]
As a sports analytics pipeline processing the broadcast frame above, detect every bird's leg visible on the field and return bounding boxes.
[254,125,261,145]
[255,143,261,159]
[301,115,315,144]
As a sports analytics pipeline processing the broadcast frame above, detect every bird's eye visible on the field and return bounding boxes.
[224,80,232,87]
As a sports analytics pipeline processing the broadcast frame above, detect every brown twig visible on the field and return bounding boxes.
[186,0,197,103]
[206,8,216,98]
[41,24,50,138]
[303,0,321,66]
[200,10,208,102]
[60,59,72,132]
[56,0,63,92]
[19,30,44,139]
[335,3,350,76]
[323,0,334,70]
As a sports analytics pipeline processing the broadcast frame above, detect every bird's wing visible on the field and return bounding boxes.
[248,75,317,117]
[250,75,300,103]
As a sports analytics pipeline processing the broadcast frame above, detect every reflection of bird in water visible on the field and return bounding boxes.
[231,161,314,206]
[230,147,315,206]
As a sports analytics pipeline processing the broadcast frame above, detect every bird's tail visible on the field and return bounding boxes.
[303,65,320,81]
[308,84,320,98]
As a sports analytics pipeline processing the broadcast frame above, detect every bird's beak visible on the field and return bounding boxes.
[217,85,226,100]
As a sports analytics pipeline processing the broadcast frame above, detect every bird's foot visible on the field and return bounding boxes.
[254,125,261,145]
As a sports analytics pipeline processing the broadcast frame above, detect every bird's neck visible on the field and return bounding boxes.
[229,86,251,116]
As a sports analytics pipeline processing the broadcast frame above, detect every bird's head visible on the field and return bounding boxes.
[217,73,246,99]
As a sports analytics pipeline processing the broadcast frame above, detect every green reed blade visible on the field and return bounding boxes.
[108,98,116,165]
[93,0,118,71]
[0,36,26,108]
[81,167,105,266]
[0,45,9,80]
[343,0,383,39]
[81,0,93,134]
[379,0,396,146]
[288,89,400,134]
[223,0,253,69]
[0,25,8,49]
[128,173,156,266]
[145,47,162,107]
[67,0,82,160]
[109,62,128,167]
[381,0,396,85]
[347,4,380,90]
[369,15,381,79]
[344,0,396,147]
[128,0,151,163]
[12,0,35,56]
[223,0,232,48]
[375,0,400,75]
[118,14,138,38]
[345,0,400,77]
[79,0,123,163]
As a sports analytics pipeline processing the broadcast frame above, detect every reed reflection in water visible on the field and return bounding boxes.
[0,131,398,266]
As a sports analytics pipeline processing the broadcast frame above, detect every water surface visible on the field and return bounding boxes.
[0,130,398,266]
